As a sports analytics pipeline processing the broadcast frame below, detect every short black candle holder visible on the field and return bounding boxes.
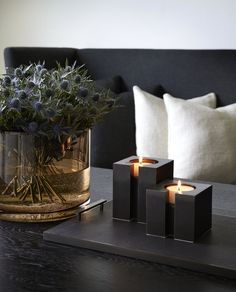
[146,180,212,242]
[113,156,173,222]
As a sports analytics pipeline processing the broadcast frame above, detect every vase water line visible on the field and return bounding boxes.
[0,130,90,222]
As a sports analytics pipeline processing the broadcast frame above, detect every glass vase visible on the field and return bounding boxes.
[0,130,90,222]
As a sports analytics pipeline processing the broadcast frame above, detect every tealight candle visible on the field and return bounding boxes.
[165,180,195,204]
[113,155,173,222]
[130,156,156,177]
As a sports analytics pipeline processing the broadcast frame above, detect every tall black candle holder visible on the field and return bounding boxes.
[113,156,173,222]
[146,180,212,242]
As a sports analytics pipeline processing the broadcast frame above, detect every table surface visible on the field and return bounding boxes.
[1,167,236,292]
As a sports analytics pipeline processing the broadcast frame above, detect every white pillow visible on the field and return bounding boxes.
[164,94,236,184]
[133,86,216,158]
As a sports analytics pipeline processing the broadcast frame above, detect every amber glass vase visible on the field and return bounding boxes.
[0,130,90,222]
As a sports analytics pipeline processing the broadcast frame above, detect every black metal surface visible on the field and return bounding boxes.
[137,158,173,223]
[78,199,107,220]
[167,203,175,236]
[0,168,236,291]
[113,162,132,221]
[147,181,212,242]
[175,183,212,242]
[113,156,173,223]
[146,189,167,237]
[146,189,176,237]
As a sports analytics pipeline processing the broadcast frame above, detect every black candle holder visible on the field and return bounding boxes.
[146,180,212,242]
[113,156,173,222]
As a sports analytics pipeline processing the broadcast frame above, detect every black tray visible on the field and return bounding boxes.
[44,201,236,279]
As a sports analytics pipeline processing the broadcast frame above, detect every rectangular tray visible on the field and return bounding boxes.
[44,201,236,279]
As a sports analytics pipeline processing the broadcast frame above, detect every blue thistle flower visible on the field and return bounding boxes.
[9,98,20,109]
[34,101,43,112]
[28,122,38,133]
[75,75,81,83]
[36,65,42,72]
[14,68,23,78]
[12,79,18,87]
[4,76,11,86]
[60,80,69,90]
[18,90,27,99]
[78,87,88,98]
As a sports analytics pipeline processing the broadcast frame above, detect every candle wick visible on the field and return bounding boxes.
[177,187,183,194]
[177,180,182,193]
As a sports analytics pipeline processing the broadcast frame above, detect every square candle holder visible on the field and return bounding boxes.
[146,180,212,242]
[113,156,173,222]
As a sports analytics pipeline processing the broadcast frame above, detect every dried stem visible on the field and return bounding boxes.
[2,173,66,204]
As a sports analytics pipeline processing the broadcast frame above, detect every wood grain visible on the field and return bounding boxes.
[0,168,235,292]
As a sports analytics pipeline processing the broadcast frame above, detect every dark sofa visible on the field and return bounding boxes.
[4,47,236,169]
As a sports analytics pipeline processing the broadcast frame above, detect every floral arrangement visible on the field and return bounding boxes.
[0,62,117,159]
[0,62,118,211]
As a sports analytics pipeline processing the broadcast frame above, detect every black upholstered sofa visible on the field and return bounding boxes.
[4,47,236,169]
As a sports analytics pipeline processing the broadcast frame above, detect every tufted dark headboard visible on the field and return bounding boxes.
[4,47,236,168]
[77,49,236,106]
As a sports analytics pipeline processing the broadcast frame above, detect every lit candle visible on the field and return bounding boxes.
[131,156,155,177]
[165,180,195,204]
[133,156,142,177]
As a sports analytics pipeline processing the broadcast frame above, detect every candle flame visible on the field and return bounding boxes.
[177,180,181,193]
[139,156,143,165]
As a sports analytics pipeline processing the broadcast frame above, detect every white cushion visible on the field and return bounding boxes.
[133,86,216,158]
[164,94,236,183]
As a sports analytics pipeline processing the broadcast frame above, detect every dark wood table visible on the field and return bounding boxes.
[0,168,236,292]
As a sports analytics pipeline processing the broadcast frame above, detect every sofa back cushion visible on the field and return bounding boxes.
[77,49,236,106]
[4,47,236,169]
[91,91,135,168]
